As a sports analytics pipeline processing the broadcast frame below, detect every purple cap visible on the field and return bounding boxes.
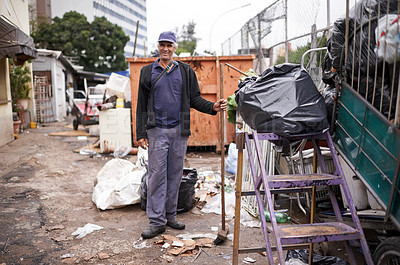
[158,31,177,44]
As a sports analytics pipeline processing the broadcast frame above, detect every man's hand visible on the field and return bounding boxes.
[137,138,148,149]
[213,99,228,112]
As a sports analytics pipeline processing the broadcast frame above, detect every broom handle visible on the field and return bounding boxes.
[220,63,226,231]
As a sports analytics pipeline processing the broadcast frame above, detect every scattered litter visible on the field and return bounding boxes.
[60,253,74,259]
[71,223,103,239]
[77,136,88,141]
[51,235,73,242]
[79,149,97,156]
[113,145,133,158]
[285,249,347,265]
[171,240,185,248]
[97,252,110,260]
[225,143,238,174]
[211,226,219,232]
[3,238,10,252]
[83,255,95,262]
[243,257,256,263]
[201,191,235,217]
[176,233,217,241]
[61,257,77,264]
[133,238,150,249]
[191,247,202,262]
[157,234,213,257]
[162,243,171,249]
[217,252,232,260]
[45,224,66,231]
[240,208,261,228]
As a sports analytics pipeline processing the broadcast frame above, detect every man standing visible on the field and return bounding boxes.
[136,31,227,239]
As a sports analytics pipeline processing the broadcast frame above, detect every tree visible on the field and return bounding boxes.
[32,11,129,73]
[175,21,198,56]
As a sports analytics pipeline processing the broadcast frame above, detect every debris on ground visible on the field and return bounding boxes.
[195,170,236,216]
[285,249,348,265]
[97,252,110,260]
[243,256,257,263]
[92,147,147,210]
[71,223,103,239]
[153,234,213,257]
[45,224,66,231]
[133,238,151,249]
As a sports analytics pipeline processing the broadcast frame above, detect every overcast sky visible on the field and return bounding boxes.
[146,0,349,55]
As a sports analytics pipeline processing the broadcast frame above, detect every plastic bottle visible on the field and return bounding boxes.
[116,98,124,108]
[264,210,290,223]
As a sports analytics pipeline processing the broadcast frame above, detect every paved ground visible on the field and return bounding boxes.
[0,121,270,264]
[0,121,370,264]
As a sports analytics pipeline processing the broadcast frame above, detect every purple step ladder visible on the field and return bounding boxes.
[232,130,373,265]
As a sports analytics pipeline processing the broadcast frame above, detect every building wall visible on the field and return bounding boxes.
[49,0,147,59]
[0,57,14,146]
[50,0,93,20]
[33,55,68,122]
[0,0,32,147]
[29,0,52,23]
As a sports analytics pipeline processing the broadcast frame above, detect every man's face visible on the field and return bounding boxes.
[158,41,176,61]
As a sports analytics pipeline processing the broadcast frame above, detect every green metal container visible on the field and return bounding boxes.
[334,83,400,229]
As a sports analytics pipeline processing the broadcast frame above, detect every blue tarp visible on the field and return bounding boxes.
[104,70,129,77]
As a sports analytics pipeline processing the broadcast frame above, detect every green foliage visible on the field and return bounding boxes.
[203,50,216,56]
[275,35,327,66]
[9,60,32,101]
[32,11,130,73]
[176,21,198,56]
[227,94,237,124]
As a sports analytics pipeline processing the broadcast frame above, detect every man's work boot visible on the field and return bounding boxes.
[167,219,185,230]
[141,225,166,239]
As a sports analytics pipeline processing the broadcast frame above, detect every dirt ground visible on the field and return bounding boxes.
[0,120,370,264]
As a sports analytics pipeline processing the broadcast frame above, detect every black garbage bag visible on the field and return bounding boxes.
[177,168,198,213]
[235,63,329,137]
[285,249,349,265]
[140,171,148,211]
[321,41,336,86]
[330,0,398,74]
[321,83,337,124]
[140,168,198,213]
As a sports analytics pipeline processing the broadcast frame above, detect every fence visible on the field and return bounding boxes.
[221,0,333,74]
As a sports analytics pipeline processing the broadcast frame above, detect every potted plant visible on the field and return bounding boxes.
[9,60,32,110]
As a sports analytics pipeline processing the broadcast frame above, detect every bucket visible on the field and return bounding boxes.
[116,98,124,108]
[30,122,37,128]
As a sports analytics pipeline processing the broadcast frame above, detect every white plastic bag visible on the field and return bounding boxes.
[71,223,103,239]
[92,147,148,210]
[225,143,238,174]
[375,14,400,64]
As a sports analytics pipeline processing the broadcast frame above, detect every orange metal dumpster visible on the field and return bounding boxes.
[127,55,255,148]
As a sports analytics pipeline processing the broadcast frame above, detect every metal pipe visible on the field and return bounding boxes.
[380,2,391,113]
[365,0,372,101]
[225,62,250,76]
[372,2,381,105]
[132,20,139,57]
[356,0,365,93]
[285,0,288,63]
[345,0,350,84]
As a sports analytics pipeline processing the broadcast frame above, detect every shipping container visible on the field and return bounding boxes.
[127,55,255,148]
